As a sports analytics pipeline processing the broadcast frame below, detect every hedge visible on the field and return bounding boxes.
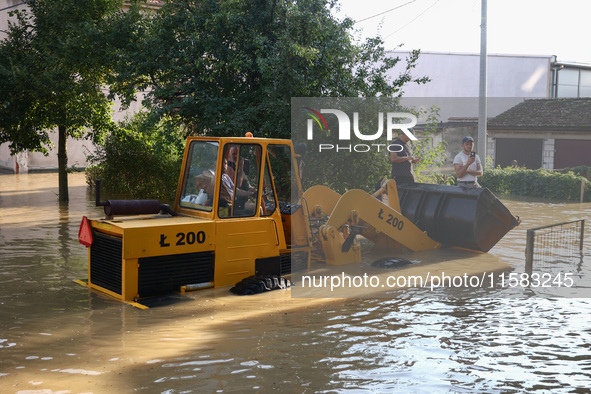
[478,167,591,202]
[556,165,591,181]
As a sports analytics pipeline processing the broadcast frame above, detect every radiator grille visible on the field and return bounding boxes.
[90,232,123,295]
[138,252,214,297]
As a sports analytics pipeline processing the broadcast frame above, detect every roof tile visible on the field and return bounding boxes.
[488,98,591,130]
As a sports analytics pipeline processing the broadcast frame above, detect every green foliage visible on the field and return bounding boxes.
[556,165,591,181]
[101,1,153,109]
[301,145,392,194]
[86,113,185,202]
[425,172,457,186]
[95,0,431,197]
[479,166,591,201]
[412,105,449,184]
[114,0,429,139]
[296,97,393,193]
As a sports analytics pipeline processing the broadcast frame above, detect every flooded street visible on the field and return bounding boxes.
[1,172,591,393]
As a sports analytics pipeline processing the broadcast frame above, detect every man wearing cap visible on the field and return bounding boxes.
[454,136,482,188]
[389,133,420,184]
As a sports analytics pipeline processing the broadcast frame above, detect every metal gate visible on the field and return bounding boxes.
[554,139,591,169]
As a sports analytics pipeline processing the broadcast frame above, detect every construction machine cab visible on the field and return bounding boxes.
[174,137,309,247]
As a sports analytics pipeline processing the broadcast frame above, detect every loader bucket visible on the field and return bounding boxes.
[396,183,519,252]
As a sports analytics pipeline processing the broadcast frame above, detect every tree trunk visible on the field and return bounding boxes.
[58,125,69,202]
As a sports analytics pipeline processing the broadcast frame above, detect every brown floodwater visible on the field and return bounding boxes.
[1,172,590,393]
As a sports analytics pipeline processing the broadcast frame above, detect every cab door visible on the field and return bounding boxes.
[266,143,310,249]
[213,142,284,287]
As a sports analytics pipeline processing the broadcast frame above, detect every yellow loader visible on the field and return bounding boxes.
[78,135,518,303]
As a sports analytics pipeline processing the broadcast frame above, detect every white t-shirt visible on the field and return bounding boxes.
[453,151,481,182]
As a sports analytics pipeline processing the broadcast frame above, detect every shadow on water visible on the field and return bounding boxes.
[1,173,591,392]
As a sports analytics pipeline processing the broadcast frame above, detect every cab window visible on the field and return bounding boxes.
[267,144,299,207]
[218,143,262,218]
[179,140,219,211]
[261,160,277,217]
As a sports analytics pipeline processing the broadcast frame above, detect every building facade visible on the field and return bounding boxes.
[389,51,591,169]
[488,98,591,170]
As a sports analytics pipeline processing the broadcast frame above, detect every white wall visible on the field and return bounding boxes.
[390,51,553,122]
[392,51,552,98]
[0,1,24,40]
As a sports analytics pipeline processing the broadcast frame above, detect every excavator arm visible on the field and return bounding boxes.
[326,189,441,252]
[302,177,519,265]
[303,182,440,265]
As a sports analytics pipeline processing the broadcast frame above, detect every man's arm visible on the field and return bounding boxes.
[454,156,479,178]
[470,162,483,177]
[454,163,468,178]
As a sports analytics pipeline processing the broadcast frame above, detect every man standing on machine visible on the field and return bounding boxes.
[389,133,420,184]
[454,136,482,188]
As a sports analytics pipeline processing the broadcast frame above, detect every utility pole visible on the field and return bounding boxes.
[478,0,487,169]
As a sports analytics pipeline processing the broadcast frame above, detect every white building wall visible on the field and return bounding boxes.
[390,51,554,122]
[487,135,496,168]
[0,144,12,172]
[0,1,23,38]
[392,51,552,98]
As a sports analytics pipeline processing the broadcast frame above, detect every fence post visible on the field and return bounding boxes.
[525,228,534,275]
[581,178,586,203]
[581,219,585,256]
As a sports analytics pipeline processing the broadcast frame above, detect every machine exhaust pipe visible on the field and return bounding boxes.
[95,180,178,219]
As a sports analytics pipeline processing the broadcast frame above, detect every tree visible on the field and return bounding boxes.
[0,0,121,201]
[87,0,431,199]
[116,0,428,139]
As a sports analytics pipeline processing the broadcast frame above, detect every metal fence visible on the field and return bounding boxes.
[525,219,585,274]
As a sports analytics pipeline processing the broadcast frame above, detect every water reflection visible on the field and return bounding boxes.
[0,173,590,392]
